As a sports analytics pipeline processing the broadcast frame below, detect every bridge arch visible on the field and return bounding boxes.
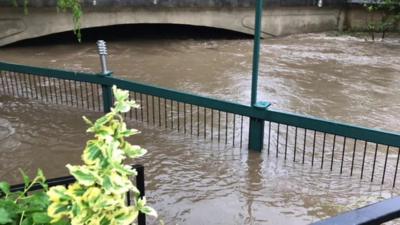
[0,6,342,46]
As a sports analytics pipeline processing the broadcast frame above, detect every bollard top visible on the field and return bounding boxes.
[97,40,108,55]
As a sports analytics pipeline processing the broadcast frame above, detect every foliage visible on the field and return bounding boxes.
[364,0,400,40]
[11,0,83,42]
[47,86,157,225]
[0,169,67,225]
[57,0,83,42]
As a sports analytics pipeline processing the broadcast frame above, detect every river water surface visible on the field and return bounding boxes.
[0,32,400,224]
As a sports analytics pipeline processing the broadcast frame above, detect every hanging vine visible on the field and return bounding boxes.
[12,0,83,42]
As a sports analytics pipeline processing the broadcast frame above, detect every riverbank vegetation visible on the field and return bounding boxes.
[364,0,400,40]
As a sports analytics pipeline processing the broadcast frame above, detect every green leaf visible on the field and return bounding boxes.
[124,144,147,159]
[0,208,12,224]
[18,169,30,188]
[32,212,52,223]
[140,206,158,218]
[66,165,97,186]
[0,182,10,196]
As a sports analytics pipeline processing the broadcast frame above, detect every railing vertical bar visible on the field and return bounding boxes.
[44,77,50,102]
[52,78,58,103]
[284,125,289,160]
[2,72,9,94]
[184,103,186,133]
[75,81,80,107]
[371,143,379,182]
[22,73,29,97]
[382,145,390,185]
[204,107,207,139]
[97,84,102,111]
[26,73,32,98]
[393,148,400,188]
[331,135,337,171]
[7,72,13,95]
[268,121,271,155]
[7,72,12,95]
[152,95,155,125]
[321,132,326,169]
[302,129,307,164]
[340,137,347,174]
[218,110,221,142]
[128,92,132,119]
[211,109,214,140]
[136,165,146,225]
[140,93,144,122]
[190,104,193,135]
[164,98,167,128]
[276,123,280,158]
[0,71,6,94]
[14,72,22,97]
[84,82,89,109]
[158,97,162,127]
[171,100,173,129]
[17,72,24,97]
[233,114,236,147]
[79,82,84,109]
[19,73,25,97]
[26,73,33,98]
[69,80,77,108]
[350,139,357,176]
[20,73,26,97]
[146,95,150,124]
[33,75,40,100]
[294,127,298,162]
[361,141,368,179]
[55,78,61,104]
[312,130,316,166]
[14,72,20,96]
[240,116,243,148]
[197,105,200,136]
[225,112,228,144]
[91,83,96,110]
[177,101,180,132]
[10,72,16,96]
[23,73,30,98]
[134,92,138,120]
[9,72,15,96]
[50,77,56,103]
[5,72,12,95]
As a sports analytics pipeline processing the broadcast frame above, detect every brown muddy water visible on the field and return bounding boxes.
[0,32,400,225]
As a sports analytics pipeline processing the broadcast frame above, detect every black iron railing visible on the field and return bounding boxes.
[312,197,400,225]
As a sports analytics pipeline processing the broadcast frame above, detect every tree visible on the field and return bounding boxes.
[364,0,400,40]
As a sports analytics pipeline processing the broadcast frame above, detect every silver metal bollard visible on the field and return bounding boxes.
[96,40,113,113]
[97,40,109,74]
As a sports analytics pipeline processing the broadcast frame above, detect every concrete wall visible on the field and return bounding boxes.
[0,5,343,46]
[0,0,345,8]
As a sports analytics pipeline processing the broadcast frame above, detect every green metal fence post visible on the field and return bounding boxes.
[248,0,268,151]
[97,40,113,113]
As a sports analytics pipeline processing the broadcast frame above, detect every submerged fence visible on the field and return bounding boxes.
[1,61,400,188]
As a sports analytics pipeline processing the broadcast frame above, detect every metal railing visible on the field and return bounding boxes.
[5,165,146,225]
[1,60,400,188]
[312,196,400,225]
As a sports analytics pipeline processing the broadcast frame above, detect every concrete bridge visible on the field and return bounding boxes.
[0,0,356,46]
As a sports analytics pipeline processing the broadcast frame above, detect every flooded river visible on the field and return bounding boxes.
[0,31,400,224]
